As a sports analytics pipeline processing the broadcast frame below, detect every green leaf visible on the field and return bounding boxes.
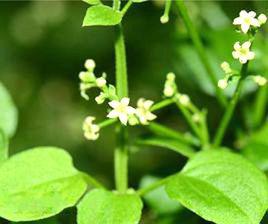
[140,176,182,214]
[0,82,18,138]
[136,136,196,158]
[82,0,101,5]
[0,147,87,221]
[165,150,268,224]
[77,189,143,224]
[83,5,122,27]
[0,129,8,164]
[242,123,268,171]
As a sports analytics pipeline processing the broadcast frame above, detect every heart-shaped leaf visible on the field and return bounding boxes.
[83,5,122,27]
[0,82,18,138]
[0,147,87,221]
[166,150,268,224]
[77,189,143,224]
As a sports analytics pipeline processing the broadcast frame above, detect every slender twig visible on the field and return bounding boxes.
[175,0,227,107]
[121,0,133,16]
[213,63,249,147]
[151,98,174,111]
[98,119,117,129]
[137,174,175,196]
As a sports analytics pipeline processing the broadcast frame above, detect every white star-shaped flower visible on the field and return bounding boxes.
[136,98,157,125]
[233,10,260,33]
[83,116,100,140]
[232,41,255,64]
[107,98,136,125]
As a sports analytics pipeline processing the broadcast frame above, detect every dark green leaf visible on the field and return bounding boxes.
[77,189,143,224]
[0,82,18,138]
[137,136,196,158]
[0,147,87,221]
[83,5,122,27]
[166,150,268,224]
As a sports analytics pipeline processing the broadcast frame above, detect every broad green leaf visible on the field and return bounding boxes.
[166,150,268,224]
[83,5,122,27]
[140,176,182,214]
[82,0,101,5]
[137,136,196,158]
[0,129,8,164]
[0,147,87,221]
[77,189,143,224]
[243,123,268,171]
[0,82,18,138]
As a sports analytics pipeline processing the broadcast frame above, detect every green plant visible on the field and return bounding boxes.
[0,1,268,224]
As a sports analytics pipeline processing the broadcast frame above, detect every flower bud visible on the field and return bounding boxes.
[84,59,96,71]
[258,14,267,25]
[96,77,107,88]
[218,79,228,89]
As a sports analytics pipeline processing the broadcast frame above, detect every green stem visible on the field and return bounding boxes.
[114,0,129,193]
[98,119,117,129]
[138,174,175,196]
[175,102,202,140]
[81,172,105,189]
[175,0,227,107]
[213,63,248,147]
[121,0,133,16]
[148,122,200,146]
[252,85,268,129]
[151,98,174,111]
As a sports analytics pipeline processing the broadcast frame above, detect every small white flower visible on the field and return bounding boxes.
[79,71,95,82]
[232,41,255,64]
[160,15,169,24]
[233,10,260,33]
[192,113,201,123]
[96,77,107,88]
[218,79,228,89]
[107,98,136,125]
[135,98,157,125]
[95,92,106,104]
[83,116,100,140]
[220,62,232,74]
[178,94,190,106]
[163,72,177,97]
[258,14,267,25]
[253,75,267,86]
[84,59,96,71]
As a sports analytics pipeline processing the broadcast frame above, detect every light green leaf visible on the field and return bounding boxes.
[166,150,268,224]
[140,176,182,214]
[77,189,143,224]
[0,147,87,221]
[137,136,196,158]
[82,0,101,5]
[0,82,18,138]
[83,5,122,27]
[0,129,8,164]
[243,123,268,171]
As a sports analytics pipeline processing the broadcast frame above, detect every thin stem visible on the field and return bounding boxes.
[98,119,117,129]
[151,98,174,111]
[252,86,268,129]
[200,110,210,149]
[148,122,200,146]
[213,63,249,147]
[121,0,133,16]
[138,174,175,196]
[114,0,129,193]
[81,172,105,189]
[175,0,227,107]
[175,102,202,140]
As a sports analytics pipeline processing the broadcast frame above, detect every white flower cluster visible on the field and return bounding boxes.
[83,116,100,140]
[79,59,117,103]
[107,97,157,126]
[218,10,267,90]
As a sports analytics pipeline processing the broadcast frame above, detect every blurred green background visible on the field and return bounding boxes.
[0,1,267,223]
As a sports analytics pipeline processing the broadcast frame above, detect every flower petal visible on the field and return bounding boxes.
[121,97,130,106]
[108,100,120,109]
[107,110,119,119]
[119,113,128,125]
